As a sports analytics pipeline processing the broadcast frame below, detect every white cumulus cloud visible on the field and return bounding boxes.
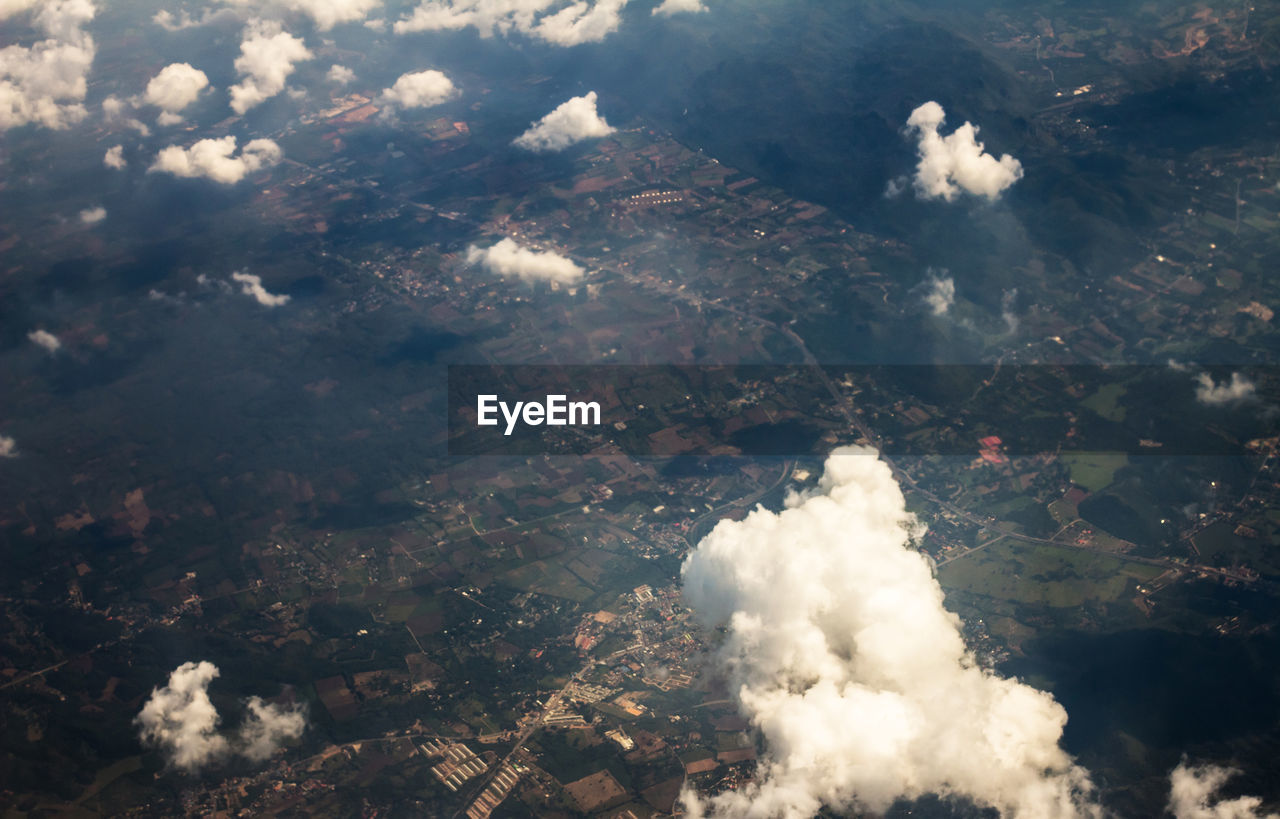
[0,0,41,21]
[149,136,282,184]
[238,696,307,761]
[136,661,305,772]
[466,238,584,285]
[156,1,377,30]
[0,435,16,458]
[101,95,151,135]
[395,0,556,35]
[102,143,124,167]
[78,205,106,224]
[678,446,1099,819]
[901,101,1023,202]
[143,62,209,122]
[922,271,955,316]
[135,661,231,772]
[0,0,97,131]
[152,7,232,30]
[232,271,291,306]
[1194,372,1256,406]
[380,69,457,110]
[326,63,355,84]
[531,0,625,45]
[219,0,381,30]
[394,0,626,45]
[228,20,312,115]
[28,329,61,352]
[288,0,382,29]
[1001,287,1020,334]
[652,0,704,14]
[513,91,614,152]
[1169,762,1277,819]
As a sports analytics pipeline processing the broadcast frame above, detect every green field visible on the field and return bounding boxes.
[938,540,1164,607]
[1193,520,1280,576]
[1081,383,1127,422]
[1061,453,1128,492]
[501,558,596,602]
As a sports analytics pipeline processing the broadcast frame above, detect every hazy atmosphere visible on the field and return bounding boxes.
[3,0,1280,816]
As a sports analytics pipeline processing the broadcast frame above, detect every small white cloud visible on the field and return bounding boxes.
[149,136,282,184]
[135,661,230,772]
[903,101,1023,202]
[228,20,312,115]
[28,329,61,353]
[326,64,355,84]
[135,661,305,772]
[1194,372,1256,406]
[392,0,479,34]
[1000,288,1019,334]
[237,697,306,761]
[513,91,614,153]
[394,0,626,45]
[101,95,151,136]
[103,144,127,169]
[78,205,106,224]
[197,273,234,293]
[152,7,231,30]
[466,238,584,285]
[144,62,210,120]
[148,288,182,304]
[531,0,626,45]
[294,0,382,29]
[652,0,705,15]
[218,0,381,30]
[922,272,955,316]
[380,69,457,110]
[1168,762,1277,819]
[232,271,290,307]
[0,434,16,458]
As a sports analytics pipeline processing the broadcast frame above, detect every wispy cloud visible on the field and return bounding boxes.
[78,206,106,224]
[394,0,628,46]
[1194,372,1256,406]
[1169,762,1278,819]
[921,271,955,316]
[28,329,61,353]
[232,271,291,307]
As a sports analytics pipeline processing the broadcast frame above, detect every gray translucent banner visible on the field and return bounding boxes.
[447,365,1275,457]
